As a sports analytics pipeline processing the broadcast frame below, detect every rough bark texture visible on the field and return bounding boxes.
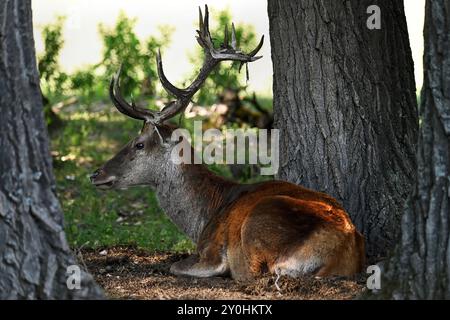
[379,0,450,299]
[0,0,103,299]
[268,0,418,257]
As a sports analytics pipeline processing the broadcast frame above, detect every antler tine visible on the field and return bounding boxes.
[195,5,263,63]
[238,35,265,72]
[198,6,203,33]
[231,23,237,50]
[156,49,189,98]
[223,24,229,48]
[156,99,188,123]
[204,4,209,36]
[248,35,264,58]
[110,66,155,121]
[196,5,214,52]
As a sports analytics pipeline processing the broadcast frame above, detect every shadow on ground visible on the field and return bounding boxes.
[79,246,367,300]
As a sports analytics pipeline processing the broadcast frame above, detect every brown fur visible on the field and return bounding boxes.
[196,181,365,280]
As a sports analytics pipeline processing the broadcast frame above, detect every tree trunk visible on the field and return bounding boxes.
[268,0,418,257]
[0,0,103,299]
[379,0,450,299]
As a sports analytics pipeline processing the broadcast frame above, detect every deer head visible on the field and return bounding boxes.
[90,5,263,189]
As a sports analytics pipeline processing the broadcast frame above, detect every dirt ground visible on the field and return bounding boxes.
[79,246,367,300]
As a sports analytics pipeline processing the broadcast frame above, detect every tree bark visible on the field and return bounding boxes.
[0,0,103,299]
[268,0,418,257]
[379,0,450,299]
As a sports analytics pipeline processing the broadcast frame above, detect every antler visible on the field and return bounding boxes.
[110,4,264,125]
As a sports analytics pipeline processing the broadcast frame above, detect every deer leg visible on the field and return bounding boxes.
[170,254,229,278]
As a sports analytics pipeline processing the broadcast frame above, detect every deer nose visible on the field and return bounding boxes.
[90,169,103,182]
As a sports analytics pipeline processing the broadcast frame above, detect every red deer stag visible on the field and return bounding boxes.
[90,5,365,280]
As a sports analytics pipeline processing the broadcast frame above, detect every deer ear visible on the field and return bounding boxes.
[152,125,172,148]
[140,121,147,133]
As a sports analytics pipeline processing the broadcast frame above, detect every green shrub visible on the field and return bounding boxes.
[99,12,173,98]
[37,13,173,105]
[38,16,69,100]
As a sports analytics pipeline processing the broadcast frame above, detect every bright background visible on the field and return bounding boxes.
[32,0,426,94]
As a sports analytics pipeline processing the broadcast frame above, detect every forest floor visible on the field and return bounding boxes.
[80,246,367,300]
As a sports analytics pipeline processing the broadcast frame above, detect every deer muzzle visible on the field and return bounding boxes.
[90,168,117,189]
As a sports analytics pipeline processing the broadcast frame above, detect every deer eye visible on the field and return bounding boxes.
[135,143,144,150]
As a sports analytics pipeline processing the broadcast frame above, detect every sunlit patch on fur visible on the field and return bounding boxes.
[273,256,323,277]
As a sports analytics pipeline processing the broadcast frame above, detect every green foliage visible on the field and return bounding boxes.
[69,66,98,101]
[99,12,173,98]
[189,9,258,105]
[38,16,69,100]
[37,13,173,105]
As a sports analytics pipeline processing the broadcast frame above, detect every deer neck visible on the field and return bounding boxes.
[153,163,239,243]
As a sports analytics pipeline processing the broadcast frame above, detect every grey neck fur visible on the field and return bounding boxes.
[152,163,237,243]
